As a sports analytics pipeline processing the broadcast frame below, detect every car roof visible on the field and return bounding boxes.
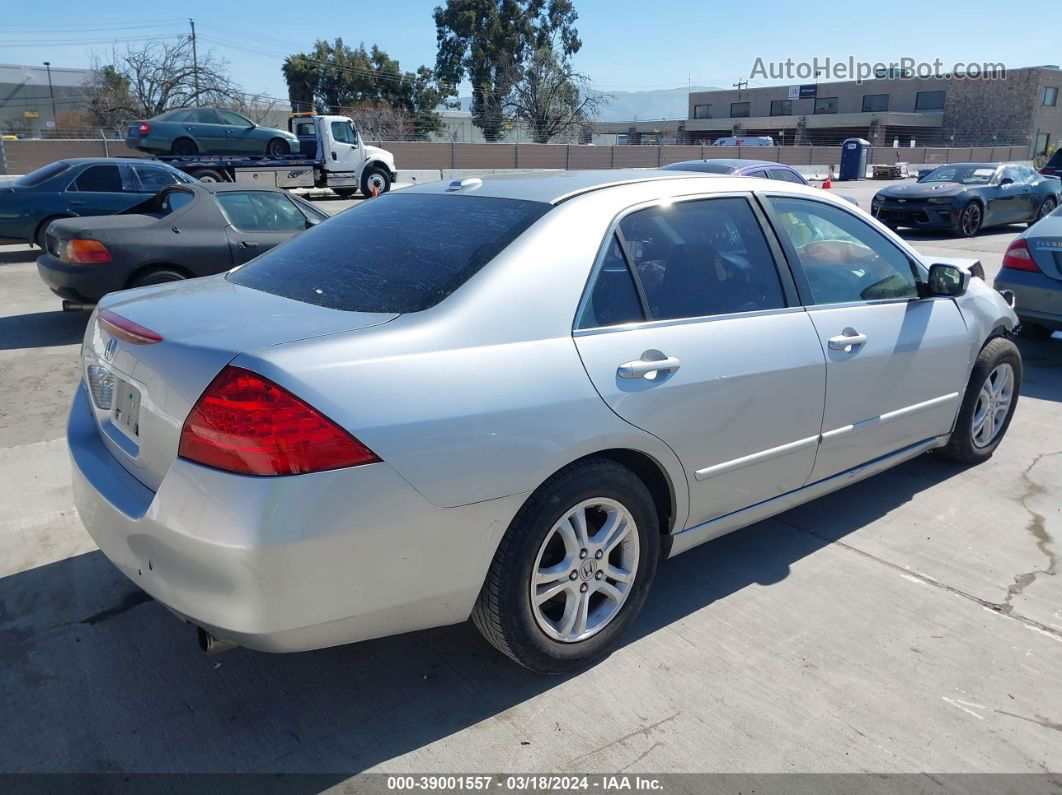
[404,169,726,204]
[54,157,181,167]
[926,162,1004,169]
[668,158,782,169]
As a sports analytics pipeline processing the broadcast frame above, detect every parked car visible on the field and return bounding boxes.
[1039,148,1062,177]
[663,159,859,207]
[36,183,328,306]
[712,136,775,147]
[0,159,197,247]
[69,170,1020,674]
[662,158,809,184]
[994,204,1062,339]
[126,108,301,157]
[871,163,1061,237]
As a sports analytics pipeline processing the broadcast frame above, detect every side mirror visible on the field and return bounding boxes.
[999,177,1014,187]
[927,263,970,297]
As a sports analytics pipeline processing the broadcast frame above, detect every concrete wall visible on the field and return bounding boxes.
[0,138,1034,177]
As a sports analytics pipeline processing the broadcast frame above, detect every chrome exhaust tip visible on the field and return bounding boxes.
[61,299,93,312]
[197,626,237,654]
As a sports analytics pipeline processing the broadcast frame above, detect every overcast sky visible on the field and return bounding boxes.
[1,0,1058,101]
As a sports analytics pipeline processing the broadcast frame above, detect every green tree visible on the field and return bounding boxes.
[282,54,316,113]
[433,0,581,140]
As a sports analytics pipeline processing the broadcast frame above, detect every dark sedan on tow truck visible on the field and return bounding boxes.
[871,163,1060,237]
[36,183,327,306]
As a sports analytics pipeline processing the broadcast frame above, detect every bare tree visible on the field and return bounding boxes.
[342,102,415,141]
[504,48,606,143]
[104,38,242,119]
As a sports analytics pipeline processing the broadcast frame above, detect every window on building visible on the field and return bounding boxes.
[730,102,750,118]
[693,104,710,119]
[814,96,838,114]
[1044,87,1059,107]
[915,91,946,111]
[770,99,792,116]
[862,94,889,112]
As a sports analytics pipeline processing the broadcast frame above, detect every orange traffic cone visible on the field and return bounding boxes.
[371,183,379,198]
[822,172,832,190]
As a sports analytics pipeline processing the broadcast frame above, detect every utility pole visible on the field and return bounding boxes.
[732,79,748,99]
[43,61,57,132]
[189,18,200,106]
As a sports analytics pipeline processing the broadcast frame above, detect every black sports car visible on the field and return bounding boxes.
[871,162,1061,237]
[36,183,328,305]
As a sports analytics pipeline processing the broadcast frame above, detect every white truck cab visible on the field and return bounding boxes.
[289,114,397,197]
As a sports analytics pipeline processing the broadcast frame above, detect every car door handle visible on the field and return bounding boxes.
[617,355,681,379]
[828,328,868,350]
[239,241,259,249]
[68,200,85,206]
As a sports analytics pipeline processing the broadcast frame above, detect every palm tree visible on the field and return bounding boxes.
[282,55,317,113]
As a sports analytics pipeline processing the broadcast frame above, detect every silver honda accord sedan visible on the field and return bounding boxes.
[69,170,1021,673]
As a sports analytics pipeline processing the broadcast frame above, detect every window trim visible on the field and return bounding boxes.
[693,103,710,119]
[730,101,751,118]
[769,99,792,117]
[572,191,800,334]
[814,96,839,114]
[914,90,946,111]
[1043,86,1058,107]
[754,191,927,308]
[861,93,890,112]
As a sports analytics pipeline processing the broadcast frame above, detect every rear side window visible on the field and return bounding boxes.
[230,193,551,312]
[577,236,645,328]
[616,196,786,321]
[191,109,221,124]
[215,191,309,232]
[133,165,182,190]
[769,168,805,184]
[15,161,72,187]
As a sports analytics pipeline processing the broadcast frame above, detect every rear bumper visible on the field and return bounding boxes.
[36,253,125,303]
[994,270,1062,329]
[68,382,521,652]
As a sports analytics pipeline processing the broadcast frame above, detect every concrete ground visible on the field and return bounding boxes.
[0,181,1059,777]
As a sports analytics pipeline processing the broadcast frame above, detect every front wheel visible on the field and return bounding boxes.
[471,458,660,674]
[938,337,1021,464]
[954,201,983,237]
[360,167,391,197]
[1029,196,1057,226]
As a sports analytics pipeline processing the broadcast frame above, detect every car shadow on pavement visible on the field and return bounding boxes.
[0,248,34,266]
[0,453,965,777]
[0,310,89,350]
[1014,335,1062,403]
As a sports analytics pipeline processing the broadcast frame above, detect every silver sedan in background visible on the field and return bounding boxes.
[69,171,1020,673]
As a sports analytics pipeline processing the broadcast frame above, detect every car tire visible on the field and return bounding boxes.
[360,167,391,197]
[188,168,226,183]
[170,138,198,157]
[1019,321,1054,340]
[954,201,983,237]
[471,458,661,674]
[266,138,290,157]
[938,336,1021,465]
[1029,196,1057,226]
[33,216,63,249]
[128,267,187,289]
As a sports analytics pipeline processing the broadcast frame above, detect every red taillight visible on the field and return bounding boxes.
[66,238,111,264]
[138,122,151,136]
[178,366,380,476]
[1040,167,1056,176]
[1002,239,1041,272]
[98,308,163,344]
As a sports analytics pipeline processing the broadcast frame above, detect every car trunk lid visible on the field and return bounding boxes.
[1026,215,1062,280]
[82,275,397,491]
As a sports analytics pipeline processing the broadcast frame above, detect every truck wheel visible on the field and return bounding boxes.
[361,167,391,197]
[266,138,290,157]
[189,168,226,183]
[171,138,198,156]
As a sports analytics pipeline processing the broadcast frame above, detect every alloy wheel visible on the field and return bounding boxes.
[529,498,640,643]
[962,204,982,235]
[971,363,1014,448]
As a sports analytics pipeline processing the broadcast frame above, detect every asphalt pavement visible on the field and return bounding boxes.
[0,179,1059,778]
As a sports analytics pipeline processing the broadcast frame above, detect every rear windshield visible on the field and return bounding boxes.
[15,161,72,187]
[228,193,551,313]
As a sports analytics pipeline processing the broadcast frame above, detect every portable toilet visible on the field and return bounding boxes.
[839,138,871,181]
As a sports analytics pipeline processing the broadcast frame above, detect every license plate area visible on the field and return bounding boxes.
[113,378,142,439]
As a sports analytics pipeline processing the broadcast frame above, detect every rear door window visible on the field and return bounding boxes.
[68,164,137,193]
[229,193,551,312]
[769,168,805,184]
[192,109,221,124]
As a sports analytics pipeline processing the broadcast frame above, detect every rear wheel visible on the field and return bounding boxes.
[1029,196,1057,226]
[938,337,1021,464]
[34,216,63,249]
[955,201,983,237]
[360,167,391,197]
[471,458,660,674]
[128,267,187,289]
[266,138,290,157]
[188,168,226,183]
[170,138,198,156]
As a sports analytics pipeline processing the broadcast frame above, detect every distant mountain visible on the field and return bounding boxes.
[448,85,722,122]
